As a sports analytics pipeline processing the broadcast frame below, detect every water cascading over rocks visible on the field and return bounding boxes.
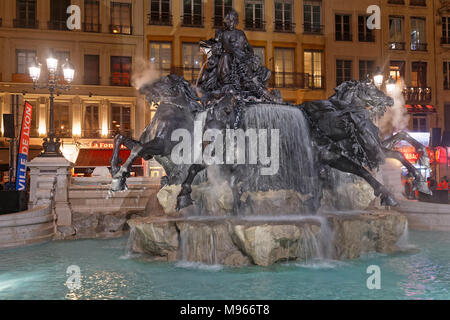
[239,105,320,209]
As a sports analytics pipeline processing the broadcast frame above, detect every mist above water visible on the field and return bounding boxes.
[131,58,162,91]
[378,81,409,136]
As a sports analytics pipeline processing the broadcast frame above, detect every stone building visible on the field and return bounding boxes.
[1,0,450,178]
[0,0,149,177]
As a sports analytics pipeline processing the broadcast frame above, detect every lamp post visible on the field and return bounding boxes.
[29,54,75,157]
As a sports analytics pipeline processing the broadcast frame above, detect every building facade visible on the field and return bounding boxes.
[0,0,149,176]
[1,0,450,178]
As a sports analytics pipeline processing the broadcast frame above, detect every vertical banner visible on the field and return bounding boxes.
[15,101,33,191]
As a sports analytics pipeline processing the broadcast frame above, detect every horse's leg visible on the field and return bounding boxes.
[323,152,399,207]
[176,164,206,211]
[111,138,164,192]
[383,148,431,195]
[110,134,140,176]
[382,131,431,176]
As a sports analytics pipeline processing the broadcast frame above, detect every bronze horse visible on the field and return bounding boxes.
[110,76,431,212]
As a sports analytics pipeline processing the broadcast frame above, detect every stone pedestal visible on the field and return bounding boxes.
[28,156,74,226]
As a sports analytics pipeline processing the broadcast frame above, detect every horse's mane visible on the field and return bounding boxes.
[140,74,204,113]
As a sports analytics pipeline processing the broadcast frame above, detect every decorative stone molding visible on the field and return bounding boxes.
[28,156,74,227]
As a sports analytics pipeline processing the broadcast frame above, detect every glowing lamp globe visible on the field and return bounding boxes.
[29,60,41,81]
[62,59,75,83]
[46,55,58,73]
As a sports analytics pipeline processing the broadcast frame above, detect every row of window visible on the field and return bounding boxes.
[9,0,324,34]
[150,0,321,33]
[16,46,450,92]
[149,40,325,89]
[337,59,429,88]
[334,13,428,49]
[15,42,326,89]
[387,0,427,6]
[16,49,132,86]
[389,16,427,51]
[13,0,132,34]
[24,102,132,139]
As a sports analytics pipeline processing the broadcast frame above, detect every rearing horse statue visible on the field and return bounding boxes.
[109,76,431,212]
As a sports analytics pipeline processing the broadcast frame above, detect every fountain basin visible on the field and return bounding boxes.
[127,210,407,267]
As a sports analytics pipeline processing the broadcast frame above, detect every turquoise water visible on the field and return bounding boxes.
[0,230,449,300]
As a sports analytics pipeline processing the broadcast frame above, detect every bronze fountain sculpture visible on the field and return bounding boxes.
[110,9,431,214]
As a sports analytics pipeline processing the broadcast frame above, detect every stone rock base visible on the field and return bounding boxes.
[127,210,407,267]
[55,211,146,240]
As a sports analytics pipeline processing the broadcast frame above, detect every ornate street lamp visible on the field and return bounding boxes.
[29,55,75,157]
[373,67,384,88]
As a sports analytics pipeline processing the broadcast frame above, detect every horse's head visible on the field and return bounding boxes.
[333,80,394,118]
[139,74,203,113]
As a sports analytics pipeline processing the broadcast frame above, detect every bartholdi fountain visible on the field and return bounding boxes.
[109,10,429,267]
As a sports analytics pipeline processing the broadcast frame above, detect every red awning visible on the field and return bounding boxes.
[404,104,436,114]
[75,149,143,168]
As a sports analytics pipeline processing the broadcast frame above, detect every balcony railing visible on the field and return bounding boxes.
[410,0,426,6]
[109,24,132,35]
[303,24,323,35]
[441,37,450,45]
[358,33,375,42]
[79,129,133,139]
[83,22,101,33]
[84,76,101,86]
[411,42,427,51]
[148,13,172,26]
[55,128,72,139]
[388,0,405,4]
[110,128,133,138]
[306,75,325,89]
[181,14,204,27]
[244,19,265,31]
[274,20,295,33]
[269,72,324,89]
[81,129,101,139]
[389,42,406,50]
[336,33,352,41]
[403,87,432,104]
[110,73,131,86]
[48,20,69,30]
[13,19,38,29]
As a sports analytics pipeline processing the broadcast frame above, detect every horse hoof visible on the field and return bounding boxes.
[380,194,399,207]
[110,178,127,192]
[176,194,194,211]
[415,181,432,195]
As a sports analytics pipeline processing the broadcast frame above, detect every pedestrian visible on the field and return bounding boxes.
[437,179,444,190]
[5,177,16,191]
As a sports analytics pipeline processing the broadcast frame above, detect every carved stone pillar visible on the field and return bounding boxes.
[28,157,74,226]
